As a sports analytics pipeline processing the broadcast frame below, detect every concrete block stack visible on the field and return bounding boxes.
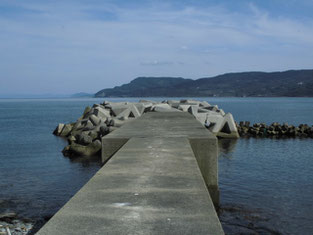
[236,121,313,138]
[53,100,239,157]
[156,100,239,139]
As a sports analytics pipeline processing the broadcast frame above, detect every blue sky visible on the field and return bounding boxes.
[1,0,313,95]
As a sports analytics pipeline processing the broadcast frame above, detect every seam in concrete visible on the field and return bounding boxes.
[101,138,129,163]
[37,136,224,235]
[188,137,219,206]
[38,112,224,235]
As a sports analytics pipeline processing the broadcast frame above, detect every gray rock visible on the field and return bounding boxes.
[83,120,94,131]
[89,114,100,126]
[72,120,85,131]
[199,101,210,108]
[67,140,102,157]
[178,104,191,112]
[83,106,92,116]
[99,126,109,136]
[153,104,181,112]
[134,103,145,115]
[118,116,128,121]
[115,108,131,120]
[62,145,70,154]
[67,135,76,144]
[59,123,73,137]
[208,105,219,111]
[92,104,105,109]
[93,107,110,120]
[105,117,113,125]
[102,100,110,106]
[167,100,180,105]
[0,212,17,220]
[198,108,211,113]
[108,126,118,132]
[110,118,125,127]
[92,139,101,149]
[180,99,200,105]
[76,132,93,145]
[143,103,153,112]
[129,105,141,118]
[139,99,155,103]
[53,123,64,136]
[80,106,92,120]
[111,104,130,116]
[169,102,181,109]
[217,109,226,116]
[88,130,99,140]
[115,105,141,120]
[188,106,198,115]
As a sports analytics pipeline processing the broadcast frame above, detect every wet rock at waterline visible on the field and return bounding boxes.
[62,140,102,157]
[0,212,33,235]
[236,121,313,138]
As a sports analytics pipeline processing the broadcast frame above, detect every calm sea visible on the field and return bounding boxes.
[0,97,312,234]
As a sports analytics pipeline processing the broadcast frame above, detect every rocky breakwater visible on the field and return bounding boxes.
[0,211,33,235]
[53,101,143,157]
[237,121,313,138]
[53,100,240,157]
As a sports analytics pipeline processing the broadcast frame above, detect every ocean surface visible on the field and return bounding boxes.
[0,97,312,234]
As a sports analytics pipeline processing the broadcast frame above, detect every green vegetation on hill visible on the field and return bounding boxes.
[95,70,313,97]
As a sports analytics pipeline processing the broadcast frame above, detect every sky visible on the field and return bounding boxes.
[1,0,313,96]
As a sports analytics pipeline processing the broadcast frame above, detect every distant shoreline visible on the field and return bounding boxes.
[95,70,313,98]
[1,96,313,100]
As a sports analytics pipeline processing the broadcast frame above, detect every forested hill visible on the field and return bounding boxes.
[94,70,313,97]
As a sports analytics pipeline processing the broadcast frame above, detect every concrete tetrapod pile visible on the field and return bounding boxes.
[236,121,313,138]
[53,99,239,157]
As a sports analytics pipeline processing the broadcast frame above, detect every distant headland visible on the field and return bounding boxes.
[94,69,313,97]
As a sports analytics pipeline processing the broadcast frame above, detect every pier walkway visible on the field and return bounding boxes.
[38,112,224,234]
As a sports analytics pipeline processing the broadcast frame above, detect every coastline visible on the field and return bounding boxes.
[0,212,33,235]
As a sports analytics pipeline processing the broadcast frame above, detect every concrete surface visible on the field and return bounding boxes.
[37,136,223,235]
[39,112,223,234]
[102,112,219,205]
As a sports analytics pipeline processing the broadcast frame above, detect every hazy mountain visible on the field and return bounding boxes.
[95,70,313,97]
[71,92,94,98]
[0,93,70,99]
[95,77,192,97]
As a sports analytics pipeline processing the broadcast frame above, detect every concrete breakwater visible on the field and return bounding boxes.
[45,99,242,234]
[0,212,33,235]
[53,99,239,157]
[236,121,313,138]
[41,110,225,234]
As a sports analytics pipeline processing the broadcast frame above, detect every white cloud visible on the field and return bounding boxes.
[0,1,313,94]
[140,61,174,66]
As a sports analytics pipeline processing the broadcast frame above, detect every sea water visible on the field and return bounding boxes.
[0,97,312,234]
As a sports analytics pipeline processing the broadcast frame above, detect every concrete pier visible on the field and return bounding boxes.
[38,112,223,234]
[102,112,219,205]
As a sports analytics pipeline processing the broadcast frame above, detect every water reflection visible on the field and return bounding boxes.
[218,138,238,159]
[218,203,283,235]
[66,154,102,167]
[217,138,283,234]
